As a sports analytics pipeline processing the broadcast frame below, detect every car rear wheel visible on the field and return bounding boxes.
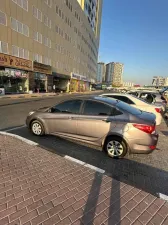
[31,120,45,136]
[104,136,127,159]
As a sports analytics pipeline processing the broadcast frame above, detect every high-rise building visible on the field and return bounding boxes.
[105,62,124,86]
[152,76,165,86]
[77,0,103,43]
[0,0,103,94]
[97,62,106,83]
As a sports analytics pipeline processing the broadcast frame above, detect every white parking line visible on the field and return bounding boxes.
[64,155,105,174]
[158,193,168,201]
[64,155,85,165]
[0,131,38,146]
[84,164,105,174]
[4,125,26,132]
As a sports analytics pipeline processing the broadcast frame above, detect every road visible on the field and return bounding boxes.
[0,93,168,198]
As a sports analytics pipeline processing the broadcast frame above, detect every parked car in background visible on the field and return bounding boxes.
[26,96,158,158]
[100,93,162,125]
[127,90,167,111]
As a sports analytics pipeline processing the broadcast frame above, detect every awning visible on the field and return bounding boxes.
[52,72,71,80]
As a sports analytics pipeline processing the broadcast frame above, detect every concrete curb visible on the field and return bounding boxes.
[0,91,103,99]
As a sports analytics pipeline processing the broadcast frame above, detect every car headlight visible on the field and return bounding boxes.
[29,111,34,116]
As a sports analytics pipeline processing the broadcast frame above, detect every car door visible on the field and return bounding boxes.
[44,99,82,135]
[76,100,117,142]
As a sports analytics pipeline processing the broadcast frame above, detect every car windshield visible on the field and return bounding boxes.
[116,101,142,115]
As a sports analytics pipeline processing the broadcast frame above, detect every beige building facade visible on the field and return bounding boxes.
[0,0,102,93]
[105,62,124,87]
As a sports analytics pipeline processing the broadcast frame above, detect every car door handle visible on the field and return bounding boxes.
[102,119,110,123]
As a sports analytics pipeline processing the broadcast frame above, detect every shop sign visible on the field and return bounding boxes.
[0,53,32,71]
[71,73,91,82]
[33,61,52,75]
[0,88,5,95]
[71,73,81,80]
[80,75,87,81]
[4,68,28,78]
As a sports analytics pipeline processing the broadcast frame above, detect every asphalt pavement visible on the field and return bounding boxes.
[0,92,168,198]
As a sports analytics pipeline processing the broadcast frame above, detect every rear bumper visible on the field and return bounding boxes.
[127,132,159,154]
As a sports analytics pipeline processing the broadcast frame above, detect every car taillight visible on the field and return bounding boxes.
[133,124,155,134]
[155,108,161,113]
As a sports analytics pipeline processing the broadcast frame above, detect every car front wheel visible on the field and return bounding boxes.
[104,136,127,159]
[31,120,45,136]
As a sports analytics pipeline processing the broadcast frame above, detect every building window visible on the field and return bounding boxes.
[43,37,51,48]
[33,6,42,21]
[65,0,72,11]
[55,25,59,33]
[44,0,52,7]
[0,10,7,26]
[33,32,42,43]
[12,0,28,11]
[11,18,29,37]
[33,53,42,63]
[0,41,8,54]
[56,5,58,14]
[23,24,29,36]
[12,45,29,59]
[44,15,51,28]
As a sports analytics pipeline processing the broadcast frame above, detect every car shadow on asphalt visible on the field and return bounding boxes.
[8,127,168,199]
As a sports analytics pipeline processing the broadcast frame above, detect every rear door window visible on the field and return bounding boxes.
[53,100,82,114]
[116,101,142,115]
[83,100,112,116]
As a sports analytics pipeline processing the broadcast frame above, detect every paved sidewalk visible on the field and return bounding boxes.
[0,135,168,225]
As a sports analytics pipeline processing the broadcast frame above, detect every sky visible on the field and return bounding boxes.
[99,0,168,85]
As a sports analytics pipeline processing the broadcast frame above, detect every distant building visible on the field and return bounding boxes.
[164,77,168,86]
[105,62,124,86]
[97,62,106,82]
[123,82,134,87]
[152,76,165,86]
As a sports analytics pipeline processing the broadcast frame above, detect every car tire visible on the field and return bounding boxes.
[104,136,127,159]
[31,120,45,136]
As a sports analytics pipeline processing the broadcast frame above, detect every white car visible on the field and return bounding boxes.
[100,93,162,125]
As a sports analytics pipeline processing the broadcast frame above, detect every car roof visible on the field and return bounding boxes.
[60,95,119,105]
[101,93,132,97]
[101,93,151,106]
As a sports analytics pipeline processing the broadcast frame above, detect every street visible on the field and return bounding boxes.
[0,93,168,198]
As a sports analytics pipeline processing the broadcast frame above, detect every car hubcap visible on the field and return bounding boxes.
[107,140,123,157]
[32,123,42,135]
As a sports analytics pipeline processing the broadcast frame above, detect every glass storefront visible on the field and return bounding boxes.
[34,73,47,93]
[0,68,29,94]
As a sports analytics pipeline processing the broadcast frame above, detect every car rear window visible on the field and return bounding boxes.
[116,101,142,115]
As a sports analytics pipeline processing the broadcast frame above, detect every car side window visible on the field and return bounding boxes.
[53,100,82,114]
[83,101,112,116]
[111,107,123,116]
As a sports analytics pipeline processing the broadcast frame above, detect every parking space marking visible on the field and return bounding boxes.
[158,193,168,201]
[84,164,105,174]
[3,125,26,132]
[64,155,85,165]
[64,155,105,174]
[0,131,38,146]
